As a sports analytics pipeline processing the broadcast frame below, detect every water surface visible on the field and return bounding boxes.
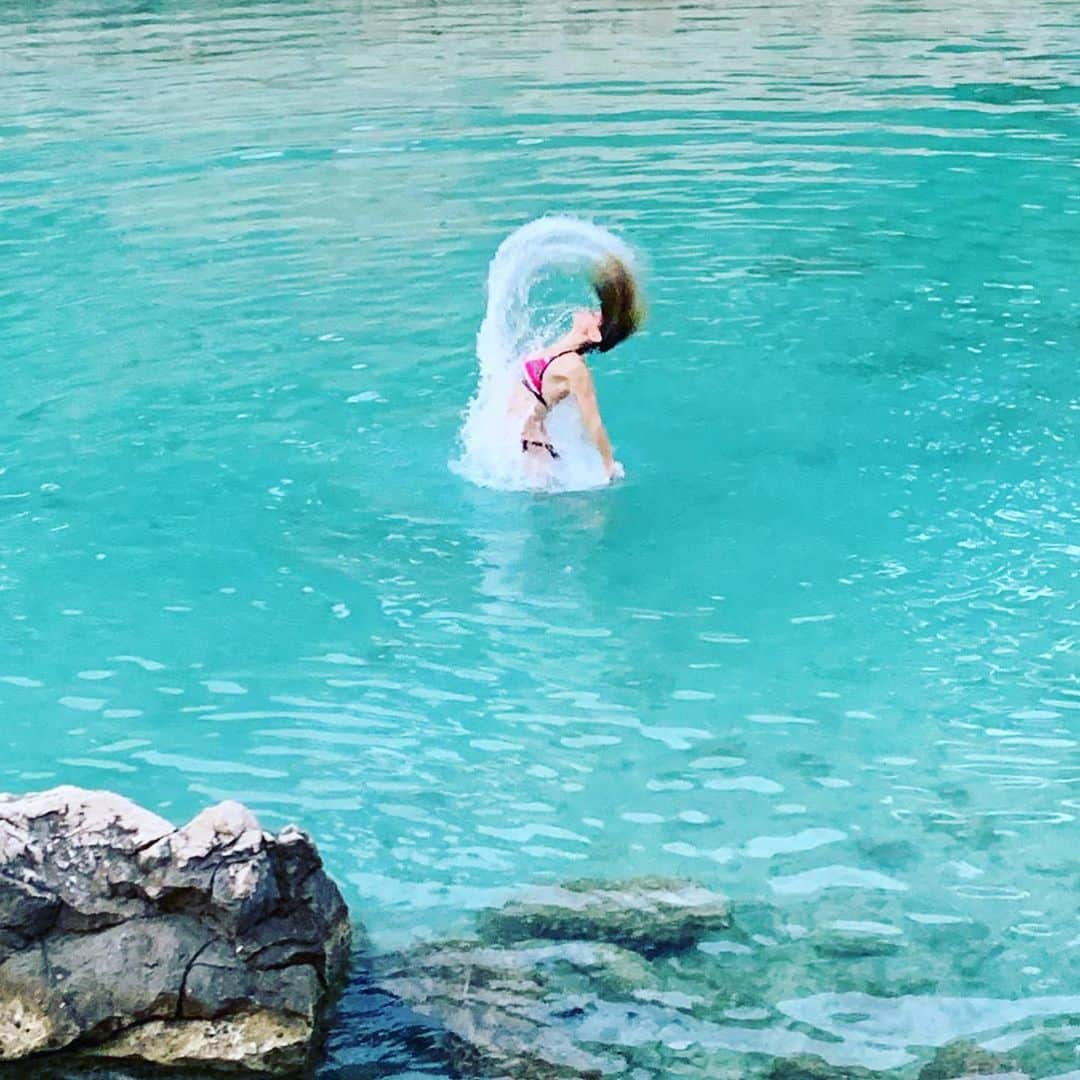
[1,0,1078,1075]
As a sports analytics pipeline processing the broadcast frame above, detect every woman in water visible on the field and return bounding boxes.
[509,257,644,483]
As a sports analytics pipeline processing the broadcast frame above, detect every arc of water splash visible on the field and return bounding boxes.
[476,215,638,377]
[454,216,640,492]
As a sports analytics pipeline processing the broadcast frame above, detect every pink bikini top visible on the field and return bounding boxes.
[521,348,577,409]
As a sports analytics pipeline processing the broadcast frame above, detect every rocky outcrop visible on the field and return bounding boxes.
[0,786,351,1075]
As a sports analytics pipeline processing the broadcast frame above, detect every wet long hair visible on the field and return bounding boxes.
[591,255,645,353]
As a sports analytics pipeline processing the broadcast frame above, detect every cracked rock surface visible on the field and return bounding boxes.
[0,786,351,1074]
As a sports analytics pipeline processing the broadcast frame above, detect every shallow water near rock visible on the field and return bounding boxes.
[2,0,1078,1076]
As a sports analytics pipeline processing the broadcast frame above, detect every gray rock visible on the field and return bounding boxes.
[0,786,351,1074]
[477,877,731,956]
[0,787,171,943]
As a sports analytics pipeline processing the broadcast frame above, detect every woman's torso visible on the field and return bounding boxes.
[511,350,580,441]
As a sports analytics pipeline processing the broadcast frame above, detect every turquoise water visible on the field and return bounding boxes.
[2,0,1078,1074]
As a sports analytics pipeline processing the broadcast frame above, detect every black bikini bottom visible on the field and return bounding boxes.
[522,439,559,459]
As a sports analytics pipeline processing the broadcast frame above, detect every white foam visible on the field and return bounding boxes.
[451,216,638,492]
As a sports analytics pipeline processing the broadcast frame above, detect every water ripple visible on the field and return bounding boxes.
[1,0,1077,1075]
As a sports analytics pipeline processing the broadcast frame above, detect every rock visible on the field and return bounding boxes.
[374,940,628,1078]
[854,839,920,872]
[0,786,351,1074]
[0,786,172,941]
[477,877,731,956]
[84,1014,314,1074]
[369,876,734,1076]
[811,928,902,959]
[1009,1023,1080,1078]
[918,1040,1024,1079]
[769,1054,879,1079]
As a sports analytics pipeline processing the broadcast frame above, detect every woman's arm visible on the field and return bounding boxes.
[570,362,621,480]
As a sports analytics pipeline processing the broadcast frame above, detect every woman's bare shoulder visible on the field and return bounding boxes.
[552,350,588,376]
[561,353,595,387]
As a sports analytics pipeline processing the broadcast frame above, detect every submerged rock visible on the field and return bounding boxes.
[768,1054,879,1079]
[917,1040,1025,1079]
[1008,1023,1080,1078]
[477,877,731,956]
[0,786,351,1075]
[371,876,738,1077]
[374,939,631,1077]
[811,927,902,960]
